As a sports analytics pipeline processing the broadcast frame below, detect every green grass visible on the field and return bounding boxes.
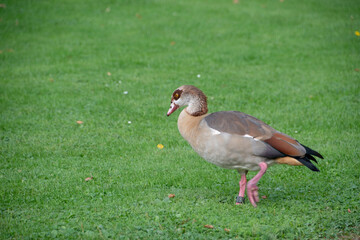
[1,0,359,239]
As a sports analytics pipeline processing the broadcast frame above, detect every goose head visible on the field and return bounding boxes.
[167,85,208,117]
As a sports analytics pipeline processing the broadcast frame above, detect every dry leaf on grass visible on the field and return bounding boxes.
[168,194,175,198]
[262,195,267,199]
[224,228,230,232]
[85,176,93,181]
[348,208,351,213]
[204,224,214,229]
[76,121,83,124]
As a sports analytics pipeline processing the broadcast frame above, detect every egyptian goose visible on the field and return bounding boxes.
[167,85,323,207]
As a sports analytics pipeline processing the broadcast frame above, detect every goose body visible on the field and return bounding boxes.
[167,85,323,207]
[178,110,278,171]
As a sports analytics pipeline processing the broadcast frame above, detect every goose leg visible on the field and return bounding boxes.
[247,162,268,207]
[236,171,248,205]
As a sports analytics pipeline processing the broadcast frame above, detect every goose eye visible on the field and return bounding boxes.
[172,89,183,101]
[174,93,180,100]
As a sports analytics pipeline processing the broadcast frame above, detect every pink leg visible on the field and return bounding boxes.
[236,171,247,205]
[247,162,268,207]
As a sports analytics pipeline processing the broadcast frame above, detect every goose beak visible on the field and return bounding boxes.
[167,102,179,116]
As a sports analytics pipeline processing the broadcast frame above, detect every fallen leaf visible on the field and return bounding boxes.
[7,49,14,52]
[204,224,214,229]
[0,4,6,8]
[355,31,360,36]
[279,0,284,2]
[348,208,351,213]
[224,228,230,232]
[355,68,359,72]
[157,144,164,149]
[107,72,111,76]
[262,195,267,199]
[171,41,176,46]
[76,121,83,124]
[168,193,175,198]
[49,78,54,82]
[136,13,142,19]
[233,0,239,4]
[0,50,3,54]
[85,176,93,181]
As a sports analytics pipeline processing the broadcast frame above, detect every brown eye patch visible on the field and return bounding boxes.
[172,89,183,100]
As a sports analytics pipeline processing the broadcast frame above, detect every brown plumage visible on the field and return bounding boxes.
[167,85,323,207]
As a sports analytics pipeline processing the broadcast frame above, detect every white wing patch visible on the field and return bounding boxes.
[243,134,260,141]
[210,128,221,135]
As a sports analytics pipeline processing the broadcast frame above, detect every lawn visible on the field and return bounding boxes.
[0,0,359,239]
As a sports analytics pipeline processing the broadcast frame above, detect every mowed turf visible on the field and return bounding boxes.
[0,0,359,239]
